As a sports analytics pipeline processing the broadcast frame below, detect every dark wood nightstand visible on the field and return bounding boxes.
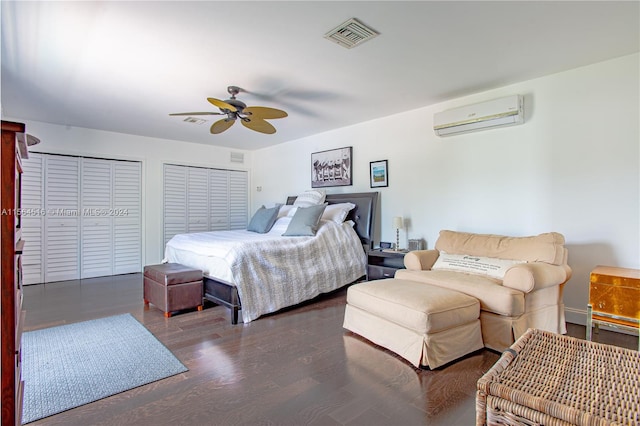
[367,249,407,280]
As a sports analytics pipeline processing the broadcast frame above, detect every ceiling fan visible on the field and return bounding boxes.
[170,86,288,135]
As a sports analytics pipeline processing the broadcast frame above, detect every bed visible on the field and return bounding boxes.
[164,192,378,323]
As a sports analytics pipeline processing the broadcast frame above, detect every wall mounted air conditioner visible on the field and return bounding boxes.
[433,95,524,136]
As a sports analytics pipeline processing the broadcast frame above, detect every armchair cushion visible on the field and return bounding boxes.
[435,230,566,265]
[394,269,525,317]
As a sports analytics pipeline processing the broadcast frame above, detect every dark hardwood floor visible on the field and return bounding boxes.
[22,274,638,426]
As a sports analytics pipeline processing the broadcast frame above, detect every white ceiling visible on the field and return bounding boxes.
[2,1,638,151]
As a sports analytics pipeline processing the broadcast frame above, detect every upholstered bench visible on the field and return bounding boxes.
[143,263,203,317]
[343,278,484,368]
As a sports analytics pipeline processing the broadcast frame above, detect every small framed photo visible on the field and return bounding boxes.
[370,160,388,188]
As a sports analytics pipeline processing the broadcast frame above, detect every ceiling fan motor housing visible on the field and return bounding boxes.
[225,98,247,113]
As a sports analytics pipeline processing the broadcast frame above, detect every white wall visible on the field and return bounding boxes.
[251,53,640,325]
[4,122,252,265]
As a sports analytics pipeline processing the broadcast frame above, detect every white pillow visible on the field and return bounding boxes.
[321,202,356,224]
[277,205,296,218]
[293,189,326,207]
[432,251,526,280]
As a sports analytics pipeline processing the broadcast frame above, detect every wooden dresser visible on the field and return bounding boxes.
[1,121,38,426]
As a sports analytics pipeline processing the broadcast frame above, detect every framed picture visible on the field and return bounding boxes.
[370,160,388,188]
[311,147,352,188]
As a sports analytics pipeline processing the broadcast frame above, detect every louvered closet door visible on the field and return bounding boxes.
[44,155,80,282]
[164,165,187,245]
[187,167,209,233]
[20,153,44,285]
[113,161,142,274]
[80,158,113,279]
[228,170,248,230]
[209,169,229,231]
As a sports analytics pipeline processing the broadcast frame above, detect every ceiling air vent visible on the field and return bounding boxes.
[183,117,206,125]
[324,18,379,49]
[230,152,244,164]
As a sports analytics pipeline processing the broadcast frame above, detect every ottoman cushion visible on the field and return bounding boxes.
[347,279,480,334]
[144,263,202,285]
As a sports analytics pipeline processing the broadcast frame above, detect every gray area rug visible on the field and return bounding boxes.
[21,313,187,424]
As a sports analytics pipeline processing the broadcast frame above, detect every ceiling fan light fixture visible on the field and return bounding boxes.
[324,18,379,49]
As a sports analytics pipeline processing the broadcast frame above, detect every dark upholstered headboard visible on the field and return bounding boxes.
[286,192,378,251]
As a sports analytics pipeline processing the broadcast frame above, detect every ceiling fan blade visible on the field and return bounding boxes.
[210,118,235,134]
[241,117,276,134]
[169,112,224,116]
[207,97,237,112]
[244,106,288,119]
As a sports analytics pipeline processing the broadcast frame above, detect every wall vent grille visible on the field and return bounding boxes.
[324,18,378,49]
[230,152,244,163]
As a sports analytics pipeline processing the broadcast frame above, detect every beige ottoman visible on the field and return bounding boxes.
[343,278,484,368]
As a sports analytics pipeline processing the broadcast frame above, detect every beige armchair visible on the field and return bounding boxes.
[394,230,572,351]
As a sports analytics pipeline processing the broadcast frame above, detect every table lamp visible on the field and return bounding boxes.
[393,216,404,251]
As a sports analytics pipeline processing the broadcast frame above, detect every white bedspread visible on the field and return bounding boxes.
[164,217,366,323]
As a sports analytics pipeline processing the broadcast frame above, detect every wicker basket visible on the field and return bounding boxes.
[476,328,640,426]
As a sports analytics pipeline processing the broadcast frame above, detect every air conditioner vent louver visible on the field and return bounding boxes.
[324,18,379,49]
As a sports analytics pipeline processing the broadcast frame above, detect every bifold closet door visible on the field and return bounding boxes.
[163,164,248,247]
[21,154,142,284]
[44,155,81,282]
[163,164,187,245]
[20,153,44,285]
[209,169,229,231]
[113,161,142,275]
[80,159,142,278]
[228,170,248,230]
[81,158,113,278]
[187,167,209,233]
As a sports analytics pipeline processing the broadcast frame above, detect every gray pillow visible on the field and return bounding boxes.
[247,204,281,233]
[282,203,328,236]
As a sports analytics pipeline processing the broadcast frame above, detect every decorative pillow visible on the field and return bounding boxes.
[282,203,328,236]
[277,205,296,218]
[293,189,326,207]
[247,204,281,233]
[321,202,356,224]
[432,251,526,280]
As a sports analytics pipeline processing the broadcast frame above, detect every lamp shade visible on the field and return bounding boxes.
[393,216,404,229]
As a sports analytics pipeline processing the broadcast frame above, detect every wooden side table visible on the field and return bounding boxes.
[367,249,407,280]
[586,265,639,351]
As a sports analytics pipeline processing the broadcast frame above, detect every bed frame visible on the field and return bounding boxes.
[203,192,379,324]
